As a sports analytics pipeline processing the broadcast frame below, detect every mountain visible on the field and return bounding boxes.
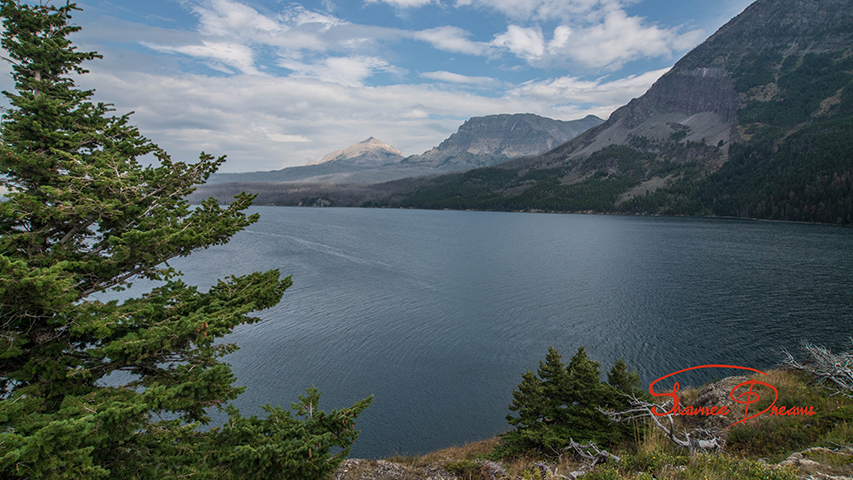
[308,137,404,166]
[204,161,383,185]
[206,137,419,185]
[402,113,603,169]
[383,0,853,225]
[201,113,603,187]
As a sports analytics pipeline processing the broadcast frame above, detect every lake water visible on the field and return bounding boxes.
[99,207,853,458]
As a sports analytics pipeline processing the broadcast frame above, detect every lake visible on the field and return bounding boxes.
[98,207,853,458]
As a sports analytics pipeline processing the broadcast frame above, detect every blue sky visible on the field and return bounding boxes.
[5,0,754,172]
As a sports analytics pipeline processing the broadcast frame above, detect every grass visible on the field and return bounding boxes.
[723,370,853,460]
[388,438,590,479]
[386,437,499,468]
[378,369,852,480]
[801,448,853,477]
[585,453,799,480]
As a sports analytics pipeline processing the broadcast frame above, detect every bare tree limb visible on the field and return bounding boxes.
[547,438,621,471]
[533,462,567,480]
[602,395,722,453]
[779,339,853,398]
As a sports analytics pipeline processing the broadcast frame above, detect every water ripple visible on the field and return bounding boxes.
[168,208,853,459]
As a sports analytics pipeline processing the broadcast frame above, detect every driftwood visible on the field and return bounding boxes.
[530,440,619,480]
[548,438,621,467]
[533,462,567,480]
[602,396,722,453]
[780,339,853,398]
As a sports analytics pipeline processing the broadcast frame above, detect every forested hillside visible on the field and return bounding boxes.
[379,0,853,225]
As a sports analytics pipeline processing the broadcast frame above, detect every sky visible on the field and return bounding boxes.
[3,0,755,172]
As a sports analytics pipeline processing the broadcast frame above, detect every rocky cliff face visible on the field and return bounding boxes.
[549,65,741,167]
[406,113,603,169]
[507,0,853,172]
[622,67,738,127]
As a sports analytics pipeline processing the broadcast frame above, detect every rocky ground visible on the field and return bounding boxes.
[774,447,853,480]
[334,459,458,480]
[334,447,853,480]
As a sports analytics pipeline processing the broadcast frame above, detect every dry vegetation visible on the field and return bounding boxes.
[338,368,852,480]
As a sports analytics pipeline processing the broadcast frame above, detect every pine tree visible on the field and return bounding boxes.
[607,357,643,399]
[497,347,640,458]
[0,2,370,478]
[507,369,547,431]
[557,346,613,436]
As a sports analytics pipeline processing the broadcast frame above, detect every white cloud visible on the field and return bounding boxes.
[137,1,418,83]
[354,0,705,69]
[280,5,346,30]
[253,124,313,143]
[204,61,238,74]
[491,25,545,60]
[73,59,667,172]
[47,0,710,174]
[455,0,629,21]
[420,71,497,85]
[81,69,514,169]
[184,0,353,52]
[142,40,263,75]
[139,0,699,77]
[412,26,488,55]
[548,25,571,53]
[547,10,704,69]
[364,0,438,8]
[484,12,704,70]
[510,67,670,105]
[191,0,282,37]
[279,55,403,86]
[399,108,430,119]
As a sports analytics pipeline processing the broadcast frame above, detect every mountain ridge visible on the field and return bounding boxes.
[376,0,853,225]
[197,0,853,225]
[202,113,603,186]
[403,113,604,169]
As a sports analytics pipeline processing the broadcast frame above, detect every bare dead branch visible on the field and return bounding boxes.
[547,438,621,471]
[533,462,568,479]
[602,394,722,453]
[779,339,853,398]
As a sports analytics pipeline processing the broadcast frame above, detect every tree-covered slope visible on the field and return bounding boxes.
[622,51,853,224]
[384,0,853,224]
